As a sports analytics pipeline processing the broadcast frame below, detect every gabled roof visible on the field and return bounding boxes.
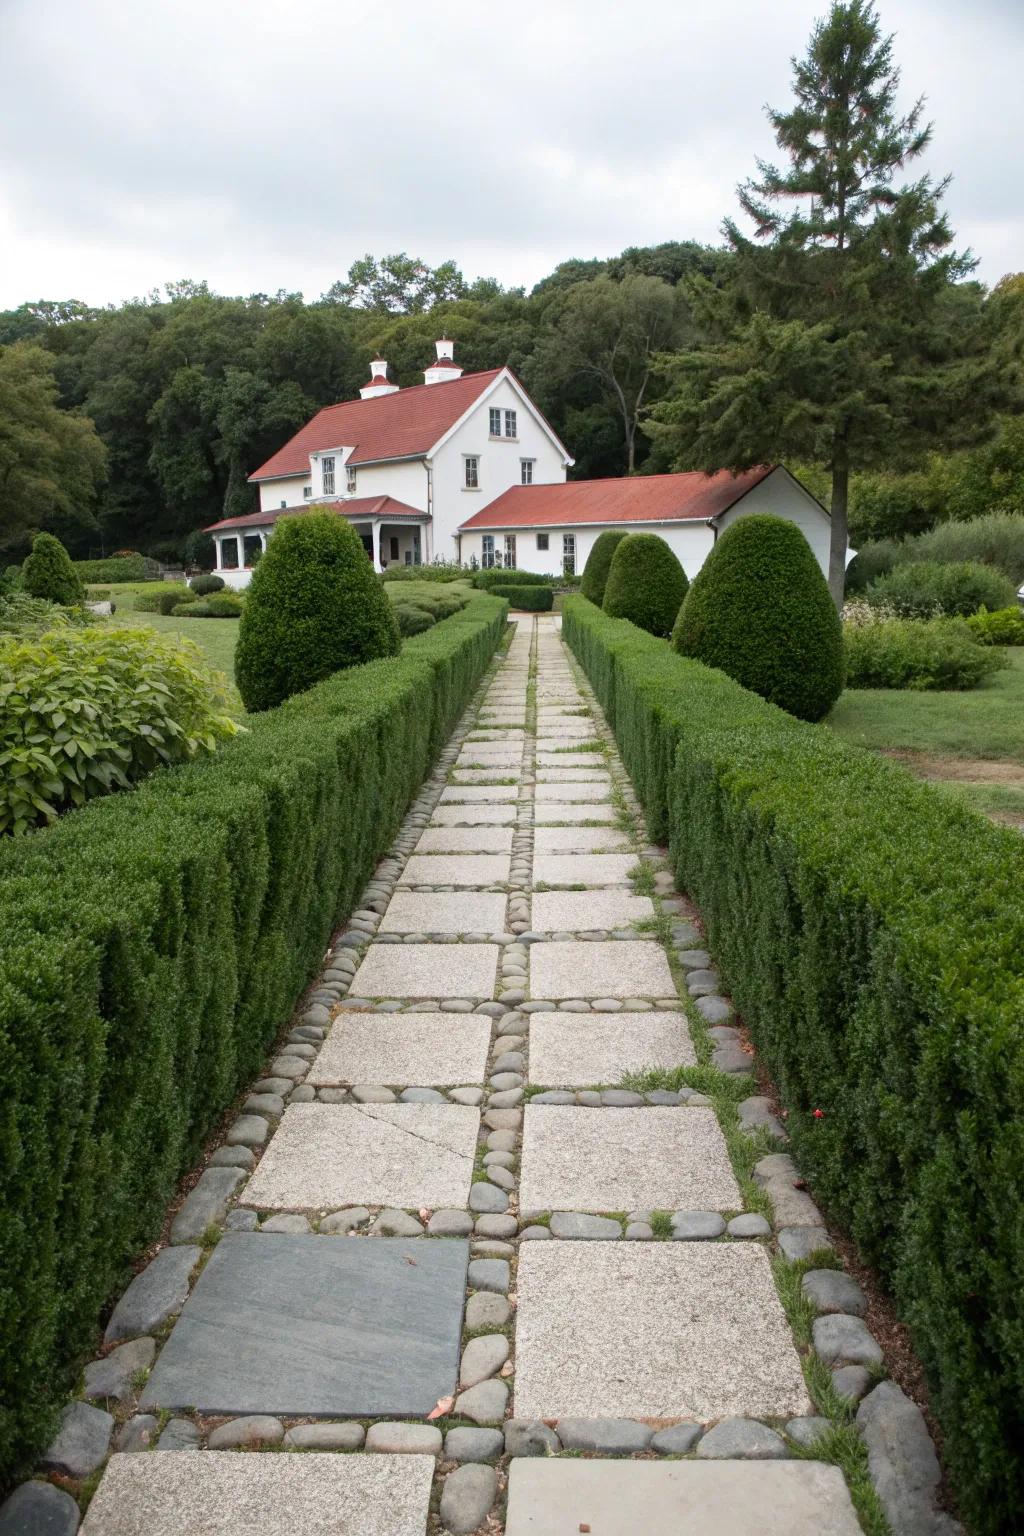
[249,369,504,480]
[203,496,429,535]
[458,467,779,531]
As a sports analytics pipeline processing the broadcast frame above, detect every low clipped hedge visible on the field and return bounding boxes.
[472,568,552,591]
[133,583,193,615]
[0,592,507,1490]
[74,555,160,584]
[562,596,1024,1536]
[490,584,554,611]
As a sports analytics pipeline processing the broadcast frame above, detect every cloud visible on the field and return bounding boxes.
[1,0,1020,306]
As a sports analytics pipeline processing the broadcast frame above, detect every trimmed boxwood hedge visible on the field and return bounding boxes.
[74,554,160,584]
[580,529,628,606]
[472,568,552,590]
[562,594,1024,1536]
[0,592,507,1491]
[490,584,554,611]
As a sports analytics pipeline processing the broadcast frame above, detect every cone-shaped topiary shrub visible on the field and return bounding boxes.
[21,533,84,607]
[235,513,399,712]
[581,529,628,606]
[673,514,844,721]
[602,532,689,638]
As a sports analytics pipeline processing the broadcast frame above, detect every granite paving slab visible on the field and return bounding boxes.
[532,827,632,852]
[530,892,653,930]
[308,1013,492,1087]
[533,803,619,825]
[503,1460,862,1536]
[379,892,509,933]
[401,854,511,886]
[350,942,499,997]
[440,785,518,803]
[528,1010,696,1085]
[514,1243,811,1420]
[536,769,611,783]
[519,1105,740,1212]
[530,941,674,998]
[534,782,611,802]
[241,1103,479,1209]
[533,855,636,886]
[414,826,515,854]
[536,753,607,768]
[82,1453,433,1534]
[430,805,516,826]
[140,1233,468,1417]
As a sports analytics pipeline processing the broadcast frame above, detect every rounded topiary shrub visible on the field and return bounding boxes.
[602,533,689,638]
[235,513,400,712]
[20,533,84,607]
[581,530,628,606]
[673,514,843,721]
[190,573,226,596]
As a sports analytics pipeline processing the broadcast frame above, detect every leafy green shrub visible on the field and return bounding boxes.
[843,616,1006,690]
[581,530,628,605]
[189,573,226,596]
[0,565,20,596]
[235,513,400,713]
[673,515,843,721]
[602,533,688,638]
[472,568,552,590]
[170,601,205,616]
[0,592,506,1489]
[393,602,435,636]
[0,593,94,634]
[966,606,1024,645]
[133,582,194,615]
[562,594,1024,1536]
[904,511,1024,585]
[843,536,902,593]
[867,559,1016,617]
[21,533,85,607]
[389,589,467,621]
[73,554,160,584]
[490,584,554,611]
[197,593,243,617]
[0,627,238,836]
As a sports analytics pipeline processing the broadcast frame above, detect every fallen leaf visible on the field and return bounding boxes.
[579,1526,591,1533]
[427,1395,454,1421]
[418,1208,430,1222]
[500,1361,514,1376]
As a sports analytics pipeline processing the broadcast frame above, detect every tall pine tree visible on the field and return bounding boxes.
[648,0,995,605]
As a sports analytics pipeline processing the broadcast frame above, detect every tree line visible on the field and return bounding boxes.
[2,1,1022,597]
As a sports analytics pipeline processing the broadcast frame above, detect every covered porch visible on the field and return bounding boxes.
[204,498,431,588]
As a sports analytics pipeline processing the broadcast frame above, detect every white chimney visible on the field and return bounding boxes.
[359,357,400,400]
[424,337,464,385]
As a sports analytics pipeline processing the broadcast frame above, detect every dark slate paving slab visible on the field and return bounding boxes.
[140,1232,468,1417]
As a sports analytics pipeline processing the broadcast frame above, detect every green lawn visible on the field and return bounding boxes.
[827,649,1024,824]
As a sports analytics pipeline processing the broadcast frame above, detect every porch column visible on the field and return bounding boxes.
[213,537,224,572]
[371,520,382,572]
[236,533,244,569]
[259,530,268,552]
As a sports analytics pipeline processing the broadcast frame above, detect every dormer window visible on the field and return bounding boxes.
[346,465,357,495]
[322,456,335,495]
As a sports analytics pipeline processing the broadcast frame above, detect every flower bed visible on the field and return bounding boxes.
[0,593,507,1488]
[561,594,1024,1536]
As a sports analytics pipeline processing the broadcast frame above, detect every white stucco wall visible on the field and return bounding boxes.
[715,469,831,576]
[429,377,568,561]
[458,521,715,579]
[257,474,310,511]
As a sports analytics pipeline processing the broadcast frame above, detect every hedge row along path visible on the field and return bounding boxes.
[9,616,953,1536]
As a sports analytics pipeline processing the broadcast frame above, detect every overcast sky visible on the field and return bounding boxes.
[2,0,1021,310]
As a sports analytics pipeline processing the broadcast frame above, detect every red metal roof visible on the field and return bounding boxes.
[204,496,429,535]
[458,467,778,531]
[249,369,503,480]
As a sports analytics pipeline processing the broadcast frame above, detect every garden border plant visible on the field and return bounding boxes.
[561,593,1024,1536]
[0,591,507,1492]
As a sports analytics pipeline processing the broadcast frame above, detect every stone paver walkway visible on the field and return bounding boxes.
[24,614,889,1535]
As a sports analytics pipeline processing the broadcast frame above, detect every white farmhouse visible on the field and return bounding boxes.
[204,340,572,585]
[203,340,833,585]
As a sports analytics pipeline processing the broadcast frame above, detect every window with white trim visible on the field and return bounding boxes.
[464,456,479,489]
[322,456,335,495]
[280,500,286,509]
[346,464,357,494]
[482,534,495,568]
[489,407,502,437]
[537,532,549,551]
[504,534,517,569]
[520,459,534,485]
[562,533,576,576]
[504,409,517,438]
[303,486,312,499]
